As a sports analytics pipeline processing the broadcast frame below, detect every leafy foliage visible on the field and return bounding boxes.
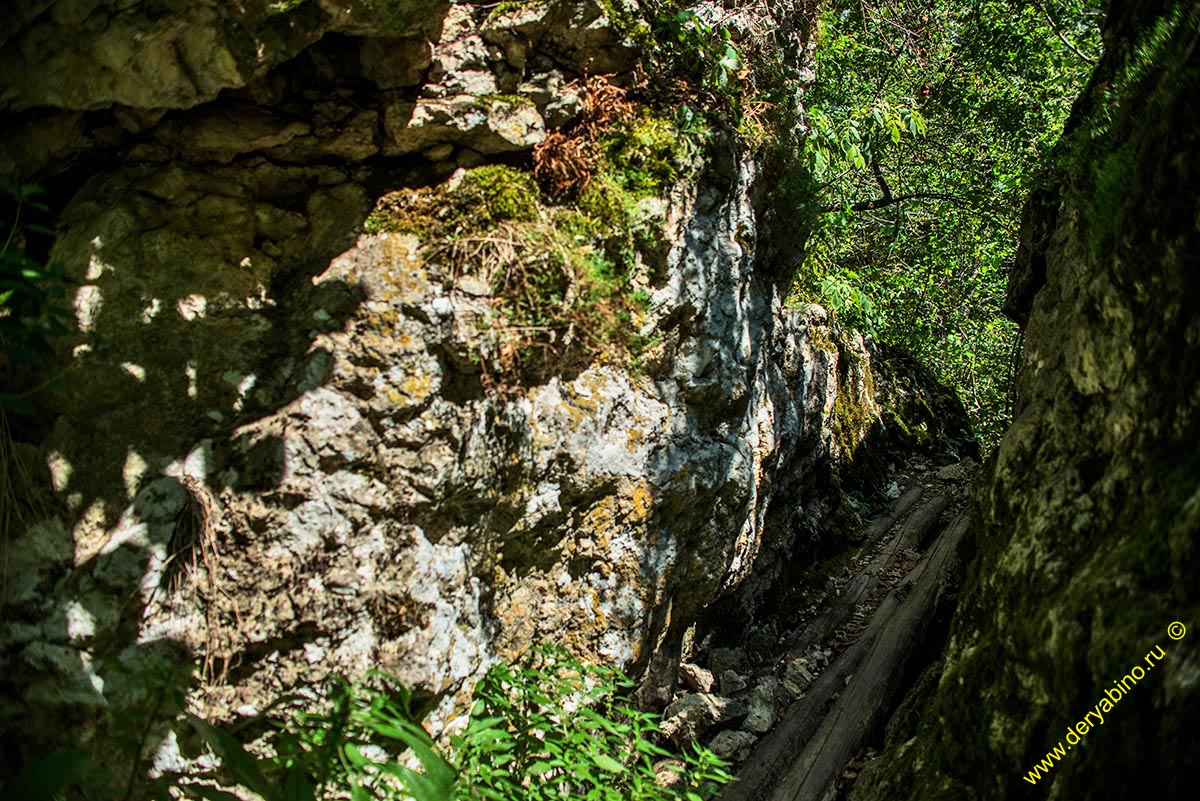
[452,644,731,801]
[616,0,806,144]
[1,184,75,413]
[792,0,1104,447]
[8,648,732,801]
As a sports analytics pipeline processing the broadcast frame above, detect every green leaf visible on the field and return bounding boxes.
[187,714,277,801]
[282,767,315,801]
[593,754,626,773]
[7,749,104,801]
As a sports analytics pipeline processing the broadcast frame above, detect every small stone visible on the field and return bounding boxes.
[455,276,490,297]
[709,647,749,677]
[653,759,686,789]
[660,693,749,746]
[442,69,499,97]
[719,669,748,696]
[708,729,758,761]
[744,678,779,733]
[937,460,975,481]
[783,657,815,696]
[543,90,582,128]
[680,662,715,693]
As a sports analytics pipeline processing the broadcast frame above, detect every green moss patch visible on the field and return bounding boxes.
[601,113,688,197]
[363,160,660,387]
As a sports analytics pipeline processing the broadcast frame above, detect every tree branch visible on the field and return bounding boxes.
[1030,0,1097,64]
[870,159,893,203]
[821,161,967,212]
[822,191,968,213]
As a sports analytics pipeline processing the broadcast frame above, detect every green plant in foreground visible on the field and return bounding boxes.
[453,645,732,801]
[7,669,453,801]
[8,648,732,801]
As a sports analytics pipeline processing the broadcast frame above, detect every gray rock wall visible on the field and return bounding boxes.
[0,0,922,774]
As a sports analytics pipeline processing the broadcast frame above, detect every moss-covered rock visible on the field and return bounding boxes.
[602,113,690,197]
[853,4,1200,799]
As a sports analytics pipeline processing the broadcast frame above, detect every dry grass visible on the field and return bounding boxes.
[0,406,47,613]
[427,219,647,391]
[152,474,229,685]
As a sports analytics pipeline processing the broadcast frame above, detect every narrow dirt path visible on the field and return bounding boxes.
[661,457,978,801]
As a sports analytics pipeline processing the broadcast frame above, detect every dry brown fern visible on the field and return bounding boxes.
[533,131,598,198]
[532,76,637,199]
[580,75,637,131]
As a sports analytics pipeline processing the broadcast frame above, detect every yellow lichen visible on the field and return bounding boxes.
[630,482,654,523]
[626,427,645,452]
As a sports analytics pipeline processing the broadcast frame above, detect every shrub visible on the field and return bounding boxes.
[452,645,733,801]
[9,648,733,801]
[1,183,74,413]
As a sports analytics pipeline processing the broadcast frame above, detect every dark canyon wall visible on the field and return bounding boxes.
[853,2,1200,798]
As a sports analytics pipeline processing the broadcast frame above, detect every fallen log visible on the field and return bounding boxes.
[893,493,949,553]
[860,486,924,550]
[769,512,970,801]
[718,596,896,801]
[719,512,970,801]
[782,493,947,665]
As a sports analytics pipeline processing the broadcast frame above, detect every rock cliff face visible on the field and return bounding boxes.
[0,0,967,776]
[852,2,1200,799]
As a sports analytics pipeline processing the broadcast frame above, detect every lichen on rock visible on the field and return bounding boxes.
[0,0,971,783]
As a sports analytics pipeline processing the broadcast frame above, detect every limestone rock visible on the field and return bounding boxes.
[744,677,780,733]
[783,656,816,696]
[0,0,450,112]
[384,96,546,155]
[680,663,716,693]
[0,0,974,771]
[718,669,748,696]
[708,729,758,762]
[660,693,749,746]
[709,647,750,677]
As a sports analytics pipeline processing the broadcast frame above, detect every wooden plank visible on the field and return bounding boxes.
[782,493,947,666]
[893,493,948,553]
[767,512,970,801]
[778,487,926,661]
[717,594,898,801]
[861,486,924,550]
